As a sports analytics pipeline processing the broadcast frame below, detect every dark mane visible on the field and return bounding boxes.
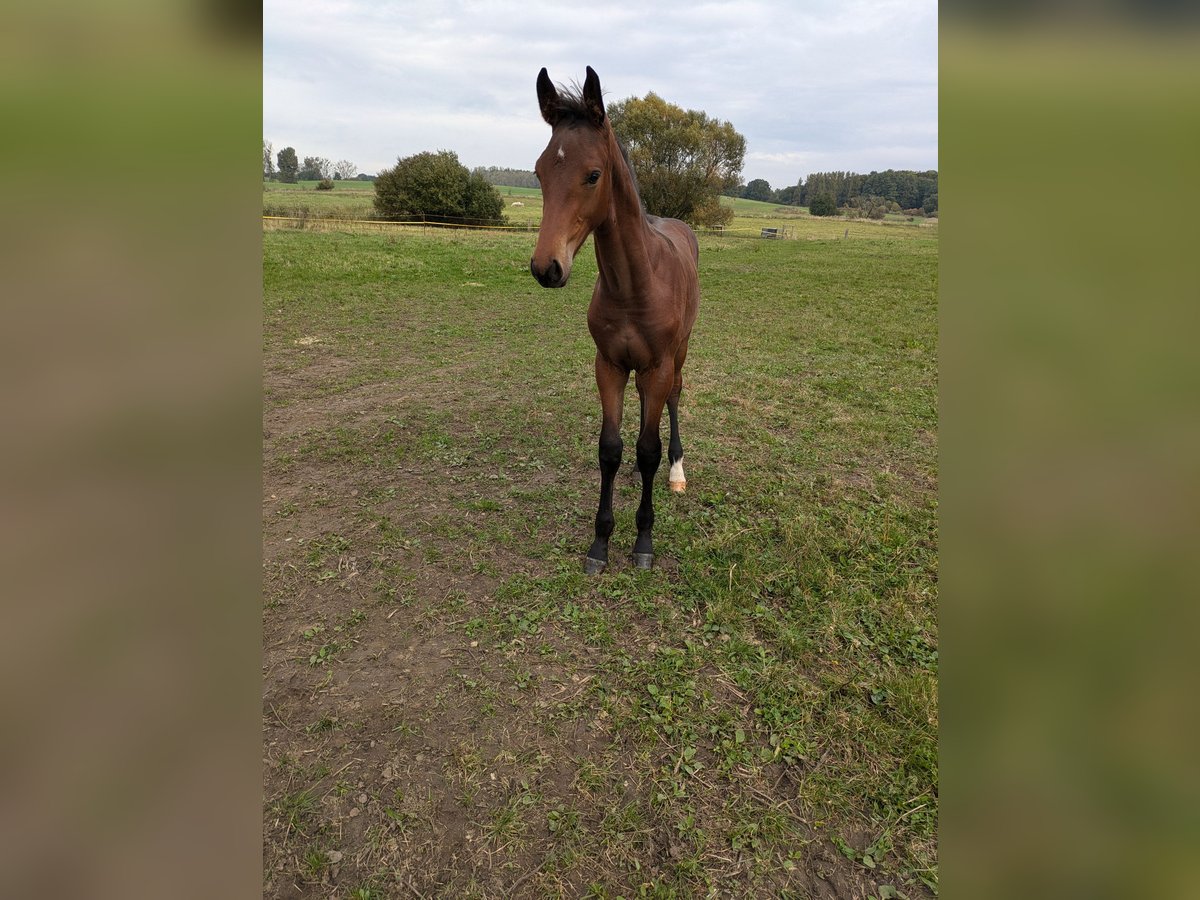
[543,80,597,127]
[616,140,644,212]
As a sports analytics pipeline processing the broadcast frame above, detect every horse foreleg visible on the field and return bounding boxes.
[586,356,628,575]
[632,366,673,569]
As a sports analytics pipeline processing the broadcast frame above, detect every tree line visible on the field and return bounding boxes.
[265,99,936,225]
[263,139,365,183]
[729,170,938,216]
[472,166,540,189]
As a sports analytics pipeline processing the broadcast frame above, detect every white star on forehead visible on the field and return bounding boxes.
[557,145,565,160]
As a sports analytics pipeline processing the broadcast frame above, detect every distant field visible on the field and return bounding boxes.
[263,180,377,219]
[269,179,377,191]
[263,181,936,236]
[723,195,937,228]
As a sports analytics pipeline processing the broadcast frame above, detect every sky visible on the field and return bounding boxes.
[263,0,937,189]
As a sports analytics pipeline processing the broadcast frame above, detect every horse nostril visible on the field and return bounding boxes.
[531,257,565,288]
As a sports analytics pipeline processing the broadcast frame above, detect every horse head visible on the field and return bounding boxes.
[530,66,613,289]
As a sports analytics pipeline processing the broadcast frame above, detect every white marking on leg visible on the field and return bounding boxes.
[669,460,685,485]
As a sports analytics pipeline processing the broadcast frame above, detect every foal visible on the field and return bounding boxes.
[530,66,700,574]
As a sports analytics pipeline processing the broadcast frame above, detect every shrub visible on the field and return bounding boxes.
[374,150,504,224]
[692,195,734,229]
[316,178,334,191]
[808,194,837,217]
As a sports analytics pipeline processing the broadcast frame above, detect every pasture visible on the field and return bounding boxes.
[262,222,938,897]
[262,180,938,233]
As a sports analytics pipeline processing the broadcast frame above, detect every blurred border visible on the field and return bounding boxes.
[942,6,1200,899]
[4,2,1199,898]
[0,2,262,897]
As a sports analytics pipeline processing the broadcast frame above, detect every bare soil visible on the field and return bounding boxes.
[263,341,930,899]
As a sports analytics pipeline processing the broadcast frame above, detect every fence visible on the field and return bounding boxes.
[261,214,539,234]
[262,215,814,240]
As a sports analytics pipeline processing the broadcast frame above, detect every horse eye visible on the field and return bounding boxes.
[587,170,601,185]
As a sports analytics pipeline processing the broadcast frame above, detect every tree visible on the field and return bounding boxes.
[922,192,938,216]
[607,92,745,229]
[333,159,356,180]
[374,150,504,224]
[298,156,332,181]
[802,171,864,208]
[263,139,274,180]
[773,184,801,206]
[742,178,772,202]
[808,194,837,216]
[276,146,298,183]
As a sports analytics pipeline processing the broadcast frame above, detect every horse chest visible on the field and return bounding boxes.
[588,316,664,372]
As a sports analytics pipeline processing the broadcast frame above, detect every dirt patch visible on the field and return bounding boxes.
[263,343,933,899]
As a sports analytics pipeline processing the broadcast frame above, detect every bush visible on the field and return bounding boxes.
[692,195,735,229]
[846,194,890,219]
[316,178,334,191]
[808,194,837,217]
[374,150,504,224]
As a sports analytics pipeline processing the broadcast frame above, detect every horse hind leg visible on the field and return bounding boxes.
[667,368,686,493]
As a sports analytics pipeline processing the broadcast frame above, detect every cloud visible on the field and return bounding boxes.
[264,0,936,187]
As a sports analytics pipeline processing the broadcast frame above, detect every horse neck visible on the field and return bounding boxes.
[592,127,653,301]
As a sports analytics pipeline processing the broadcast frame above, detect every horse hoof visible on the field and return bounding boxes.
[632,552,654,570]
[669,479,687,493]
[584,556,607,575]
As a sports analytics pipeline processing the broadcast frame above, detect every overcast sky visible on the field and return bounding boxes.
[264,0,937,188]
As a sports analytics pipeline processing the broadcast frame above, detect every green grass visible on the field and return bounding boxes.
[263,179,376,219]
[262,180,937,235]
[263,222,937,897]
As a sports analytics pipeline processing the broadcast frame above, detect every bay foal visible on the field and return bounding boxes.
[530,66,700,574]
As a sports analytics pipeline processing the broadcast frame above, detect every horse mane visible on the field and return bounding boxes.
[614,140,645,212]
[543,80,596,128]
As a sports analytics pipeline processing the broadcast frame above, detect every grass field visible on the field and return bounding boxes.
[262,180,937,234]
[263,221,937,898]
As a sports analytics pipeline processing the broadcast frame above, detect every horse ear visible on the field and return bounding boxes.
[537,68,559,126]
[583,65,605,126]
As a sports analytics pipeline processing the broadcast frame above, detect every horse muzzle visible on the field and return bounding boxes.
[530,256,569,289]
